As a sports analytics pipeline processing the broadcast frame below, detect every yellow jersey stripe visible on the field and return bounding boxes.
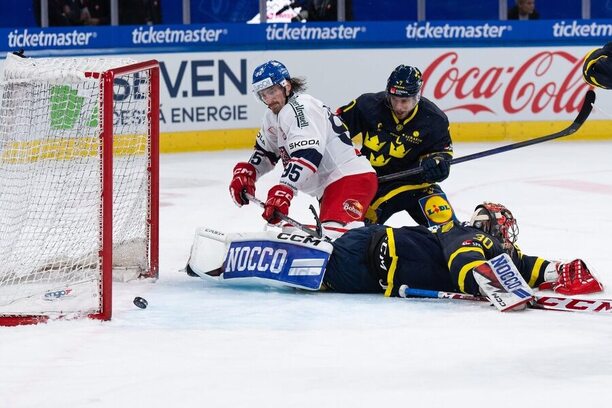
[384,228,398,297]
[458,260,486,293]
[340,99,357,113]
[529,257,545,287]
[589,75,605,88]
[447,246,485,270]
[583,50,606,75]
[368,183,432,212]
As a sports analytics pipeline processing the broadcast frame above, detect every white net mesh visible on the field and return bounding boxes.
[0,54,153,318]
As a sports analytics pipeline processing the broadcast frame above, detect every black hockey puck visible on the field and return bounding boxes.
[133,296,148,309]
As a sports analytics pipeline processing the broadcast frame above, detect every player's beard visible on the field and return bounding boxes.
[268,101,283,114]
[393,109,410,120]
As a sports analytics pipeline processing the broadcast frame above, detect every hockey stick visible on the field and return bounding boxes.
[398,285,612,314]
[243,191,325,239]
[378,90,596,183]
[398,286,487,302]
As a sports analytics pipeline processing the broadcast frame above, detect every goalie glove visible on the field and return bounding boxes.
[229,162,256,207]
[539,259,604,295]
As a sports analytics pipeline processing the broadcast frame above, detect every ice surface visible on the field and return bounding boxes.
[1,142,612,407]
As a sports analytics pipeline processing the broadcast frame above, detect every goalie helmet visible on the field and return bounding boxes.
[252,60,291,94]
[469,202,519,248]
[386,65,423,97]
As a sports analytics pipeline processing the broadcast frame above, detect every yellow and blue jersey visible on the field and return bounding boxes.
[324,222,550,296]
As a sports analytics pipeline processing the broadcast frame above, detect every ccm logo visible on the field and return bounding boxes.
[233,168,254,176]
[491,292,506,307]
[277,233,322,246]
[273,190,292,198]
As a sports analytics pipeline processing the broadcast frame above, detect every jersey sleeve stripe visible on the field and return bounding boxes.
[582,48,601,75]
[458,260,486,293]
[291,148,322,168]
[528,257,545,287]
[291,158,317,173]
[338,99,357,113]
[447,246,485,270]
[383,227,398,298]
[368,182,433,214]
[255,141,279,164]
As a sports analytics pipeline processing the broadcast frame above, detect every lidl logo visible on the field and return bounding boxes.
[421,194,454,224]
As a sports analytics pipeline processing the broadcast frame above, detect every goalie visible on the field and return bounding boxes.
[187,203,603,312]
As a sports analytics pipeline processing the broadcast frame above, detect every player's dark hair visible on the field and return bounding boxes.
[289,77,307,94]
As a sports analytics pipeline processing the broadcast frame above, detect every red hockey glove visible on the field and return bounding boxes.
[539,259,604,295]
[262,184,294,224]
[229,162,256,207]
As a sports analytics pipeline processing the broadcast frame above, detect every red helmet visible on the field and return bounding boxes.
[469,202,519,247]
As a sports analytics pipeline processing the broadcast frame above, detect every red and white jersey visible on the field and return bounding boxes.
[249,93,374,198]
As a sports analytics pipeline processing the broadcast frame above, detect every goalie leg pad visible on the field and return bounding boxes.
[186,227,229,279]
[473,253,534,312]
[187,228,333,290]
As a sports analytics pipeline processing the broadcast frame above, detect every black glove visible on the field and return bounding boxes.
[421,156,451,183]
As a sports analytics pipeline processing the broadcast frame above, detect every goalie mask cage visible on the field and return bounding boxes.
[0,54,159,326]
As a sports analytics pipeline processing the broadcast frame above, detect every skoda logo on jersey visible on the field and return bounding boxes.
[420,194,454,225]
[288,139,319,150]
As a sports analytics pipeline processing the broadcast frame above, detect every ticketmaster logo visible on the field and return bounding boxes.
[552,20,612,37]
[405,22,510,39]
[131,26,227,44]
[266,24,364,40]
[8,29,95,48]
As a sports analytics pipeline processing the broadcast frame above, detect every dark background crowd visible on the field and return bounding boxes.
[32,0,161,26]
[0,0,610,28]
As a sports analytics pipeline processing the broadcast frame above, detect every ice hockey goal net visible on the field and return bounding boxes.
[0,53,159,326]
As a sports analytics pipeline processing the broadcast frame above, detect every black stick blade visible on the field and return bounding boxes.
[574,89,596,126]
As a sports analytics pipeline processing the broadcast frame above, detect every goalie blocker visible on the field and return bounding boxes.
[472,253,534,312]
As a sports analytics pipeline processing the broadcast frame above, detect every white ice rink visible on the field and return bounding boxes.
[1,141,612,407]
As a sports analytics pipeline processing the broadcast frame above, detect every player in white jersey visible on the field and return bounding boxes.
[229,60,377,236]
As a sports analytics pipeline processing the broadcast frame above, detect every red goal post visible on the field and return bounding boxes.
[0,54,159,326]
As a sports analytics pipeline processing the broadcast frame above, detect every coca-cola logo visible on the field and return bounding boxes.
[421,51,591,115]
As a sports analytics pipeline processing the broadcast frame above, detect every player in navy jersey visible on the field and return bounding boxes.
[583,42,612,90]
[337,65,455,227]
[324,202,603,298]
